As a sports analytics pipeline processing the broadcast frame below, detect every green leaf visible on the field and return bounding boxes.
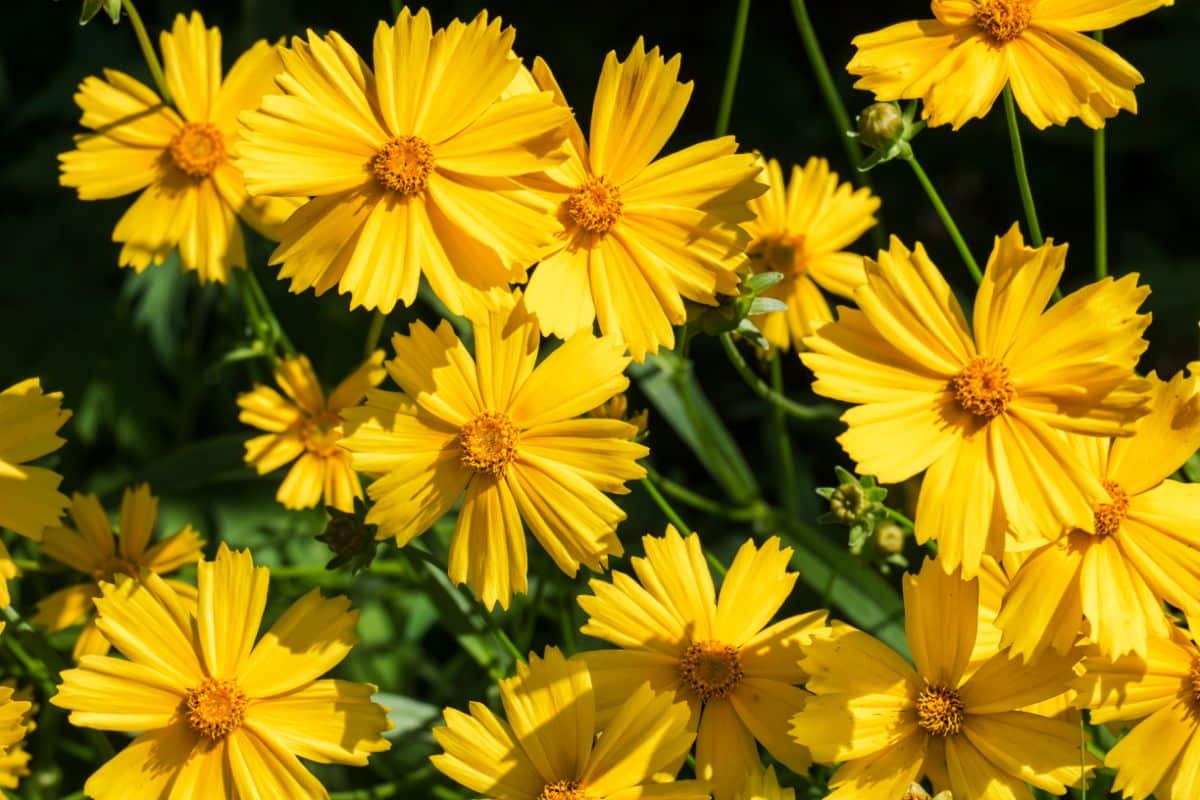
[747,296,788,316]
[80,0,122,24]
[374,692,441,740]
[743,271,784,294]
[131,434,254,493]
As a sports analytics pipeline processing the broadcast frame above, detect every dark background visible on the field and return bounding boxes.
[1,0,1196,795]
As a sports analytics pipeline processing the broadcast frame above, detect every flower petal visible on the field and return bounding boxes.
[246,679,390,765]
[713,537,796,647]
[226,726,327,798]
[1109,370,1200,494]
[962,711,1088,793]
[904,557,978,687]
[92,573,204,689]
[729,678,812,774]
[197,545,269,679]
[695,699,760,800]
[54,654,183,731]
[448,476,528,610]
[972,225,1065,359]
[82,723,197,800]
[240,589,359,698]
[508,330,630,429]
[161,12,221,122]
[431,700,545,797]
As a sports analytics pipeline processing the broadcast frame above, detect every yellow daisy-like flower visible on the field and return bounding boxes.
[59,12,301,283]
[744,157,879,351]
[432,646,708,800]
[236,7,571,315]
[521,42,765,361]
[801,225,1151,577]
[341,295,647,610]
[737,766,794,800]
[0,682,35,791]
[577,527,826,800]
[238,351,385,512]
[848,0,1175,130]
[998,370,1200,660]
[0,378,71,543]
[53,544,391,799]
[791,556,1088,800]
[33,484,204,661]
[1076,619,1200,800]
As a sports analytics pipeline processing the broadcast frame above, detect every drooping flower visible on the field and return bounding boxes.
[791,556,1089,800]
[238,351,385,511]
[998,370,1200,660]
[53,544,391,799]
[744,157,879,351]
[520,42,765,361]
[736,765,794,800]
[236,7,571,315]
[432,647,708,800]
[577,527,826,800]
[341,294,647,609]
[847,0,1175,130]
[59,12,302,283]
[33,484,204,661]
[801,225,1151,577]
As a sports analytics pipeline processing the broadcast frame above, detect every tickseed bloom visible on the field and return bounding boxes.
[432,647,708,800]
[1076,620,1200,800]
[341,294,647,610]
[59,12,301,283]
[801,225,1151,577]
[744,157,879,351]
[577,527,826,800]
[33,484,204,661]
[53,545,391,799]
[737,766,794,800]
[0,682,34,791]
[238,351,385,512]
[998,370,1200,661]
[237,7,571,315]
[847,0,1175,130]
[0,378,71,544]
[521,42,765,361]
[791,556,1088,800]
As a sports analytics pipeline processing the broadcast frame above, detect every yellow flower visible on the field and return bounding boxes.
[58,12,301,283]
[997,370,1200,660]
[904,785,953,800]
[238,351,385,512]
[0,378,71,543]
[744,157,879,351]
[33,484,204,661]
[52,544,391,799]
[521,42,765,361]
[737,766,794,800]
[341,294,647,609]
[791,556,1089,800]
[577,527,826,800]
[0,682,35,791]
[800,225,1151,577]
[1075,619,1200,800]
[432,646,708,799]
[236,7,571,315]
[847,0,1174,130]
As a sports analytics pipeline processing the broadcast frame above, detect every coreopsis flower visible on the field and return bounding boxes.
[0,682,35,791]
[737,766,793,800]
[1075,620,1200,799]
[33,484,204,661]
[53,545,391,799]
[521,42,765,361]
[801,225,1151,577]
[238,351,385,512]
[59,12,301,283]
[791,556,1088,800]
[237,7,571,315]
[905,786,952,800]
[433,647,708,799]
[341,294,647,609]
[577,527,826,800]
[0,378,71,541]
[847,0,1175,130]
[997,370,1200,660]
[744,157,879,351]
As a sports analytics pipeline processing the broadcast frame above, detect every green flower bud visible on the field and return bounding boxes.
[830,482,871,524]
[317,502,378,573]
[874,521,906,555]
[857,102,905,150]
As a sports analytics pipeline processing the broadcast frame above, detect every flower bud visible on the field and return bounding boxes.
[856,102,905,150]
[874,521,906,555]
[829,481,871,524]
[316,502,378,573]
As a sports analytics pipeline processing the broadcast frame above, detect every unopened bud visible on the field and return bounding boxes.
[857,102,905,150]
[316,502,378,573]
[874,521,906,555]
[830,482,871,523]
[903,784,951,800]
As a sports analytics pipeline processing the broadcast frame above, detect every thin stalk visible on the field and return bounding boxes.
[364,311,387,357]
[645,466,766,522]
[719,333,842,421]
[641,475,689,533]
[244,267,296,356]
[1002,85,1044,247]
[883,507,915,532]
[714,0,752,137]
[1080,713,1088,800]
[905,155,983,283]
[770,354,799,521]
[121,0,171,104]
[1093,32,1108,280]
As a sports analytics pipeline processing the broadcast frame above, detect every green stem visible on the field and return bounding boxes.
[770,354,799,521]
[719,333,842,421]
[641,475,690,533]
[1002,85,1044,247]
[905,155,983,283]
[645,467,766,522]
[883,507,915,532]
[1092,33,1108,280]
[714,0,752,137]
[245,268,296,356]
[364,311,388,357]
[121,0,171,104]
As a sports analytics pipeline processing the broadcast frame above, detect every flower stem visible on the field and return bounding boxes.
[1002,85,1044,247]
[719,332,842,421]
[770,354,799,521]
[714,0,752,137]
[364,311,387,357]
[641,475,690,534]
[1092,32,1108,280]
[904,155,983,283]
[121,0,171,105]
[645,466,766,522]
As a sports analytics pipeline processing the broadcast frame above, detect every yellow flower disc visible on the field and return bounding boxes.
[679,640,744,702]
[372,136,435,195]
[169,122,226,178]
[975,0,1033,43]
[538,781,586,800]
[915,684,965,737]
[951,356,1016,419]
[458,412,520,476]
[567,176,623,235]
[185,678,248,739]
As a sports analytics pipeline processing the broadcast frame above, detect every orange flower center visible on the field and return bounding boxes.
[302,411,343,457]
[975,0,1033,43]
[169,122,226,178]
[951,356,1015,419]
[458,412,520,476]
[915,684,965,737]
[1092,480,1130,537]
[752,234,806,275]
[538,781,587,800]
[567,176,623,235]
[90,557,140,584]
[185,678,248,739]
[1188,657,1200,706]
[679,640,744,702]
[372,136,435,195]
